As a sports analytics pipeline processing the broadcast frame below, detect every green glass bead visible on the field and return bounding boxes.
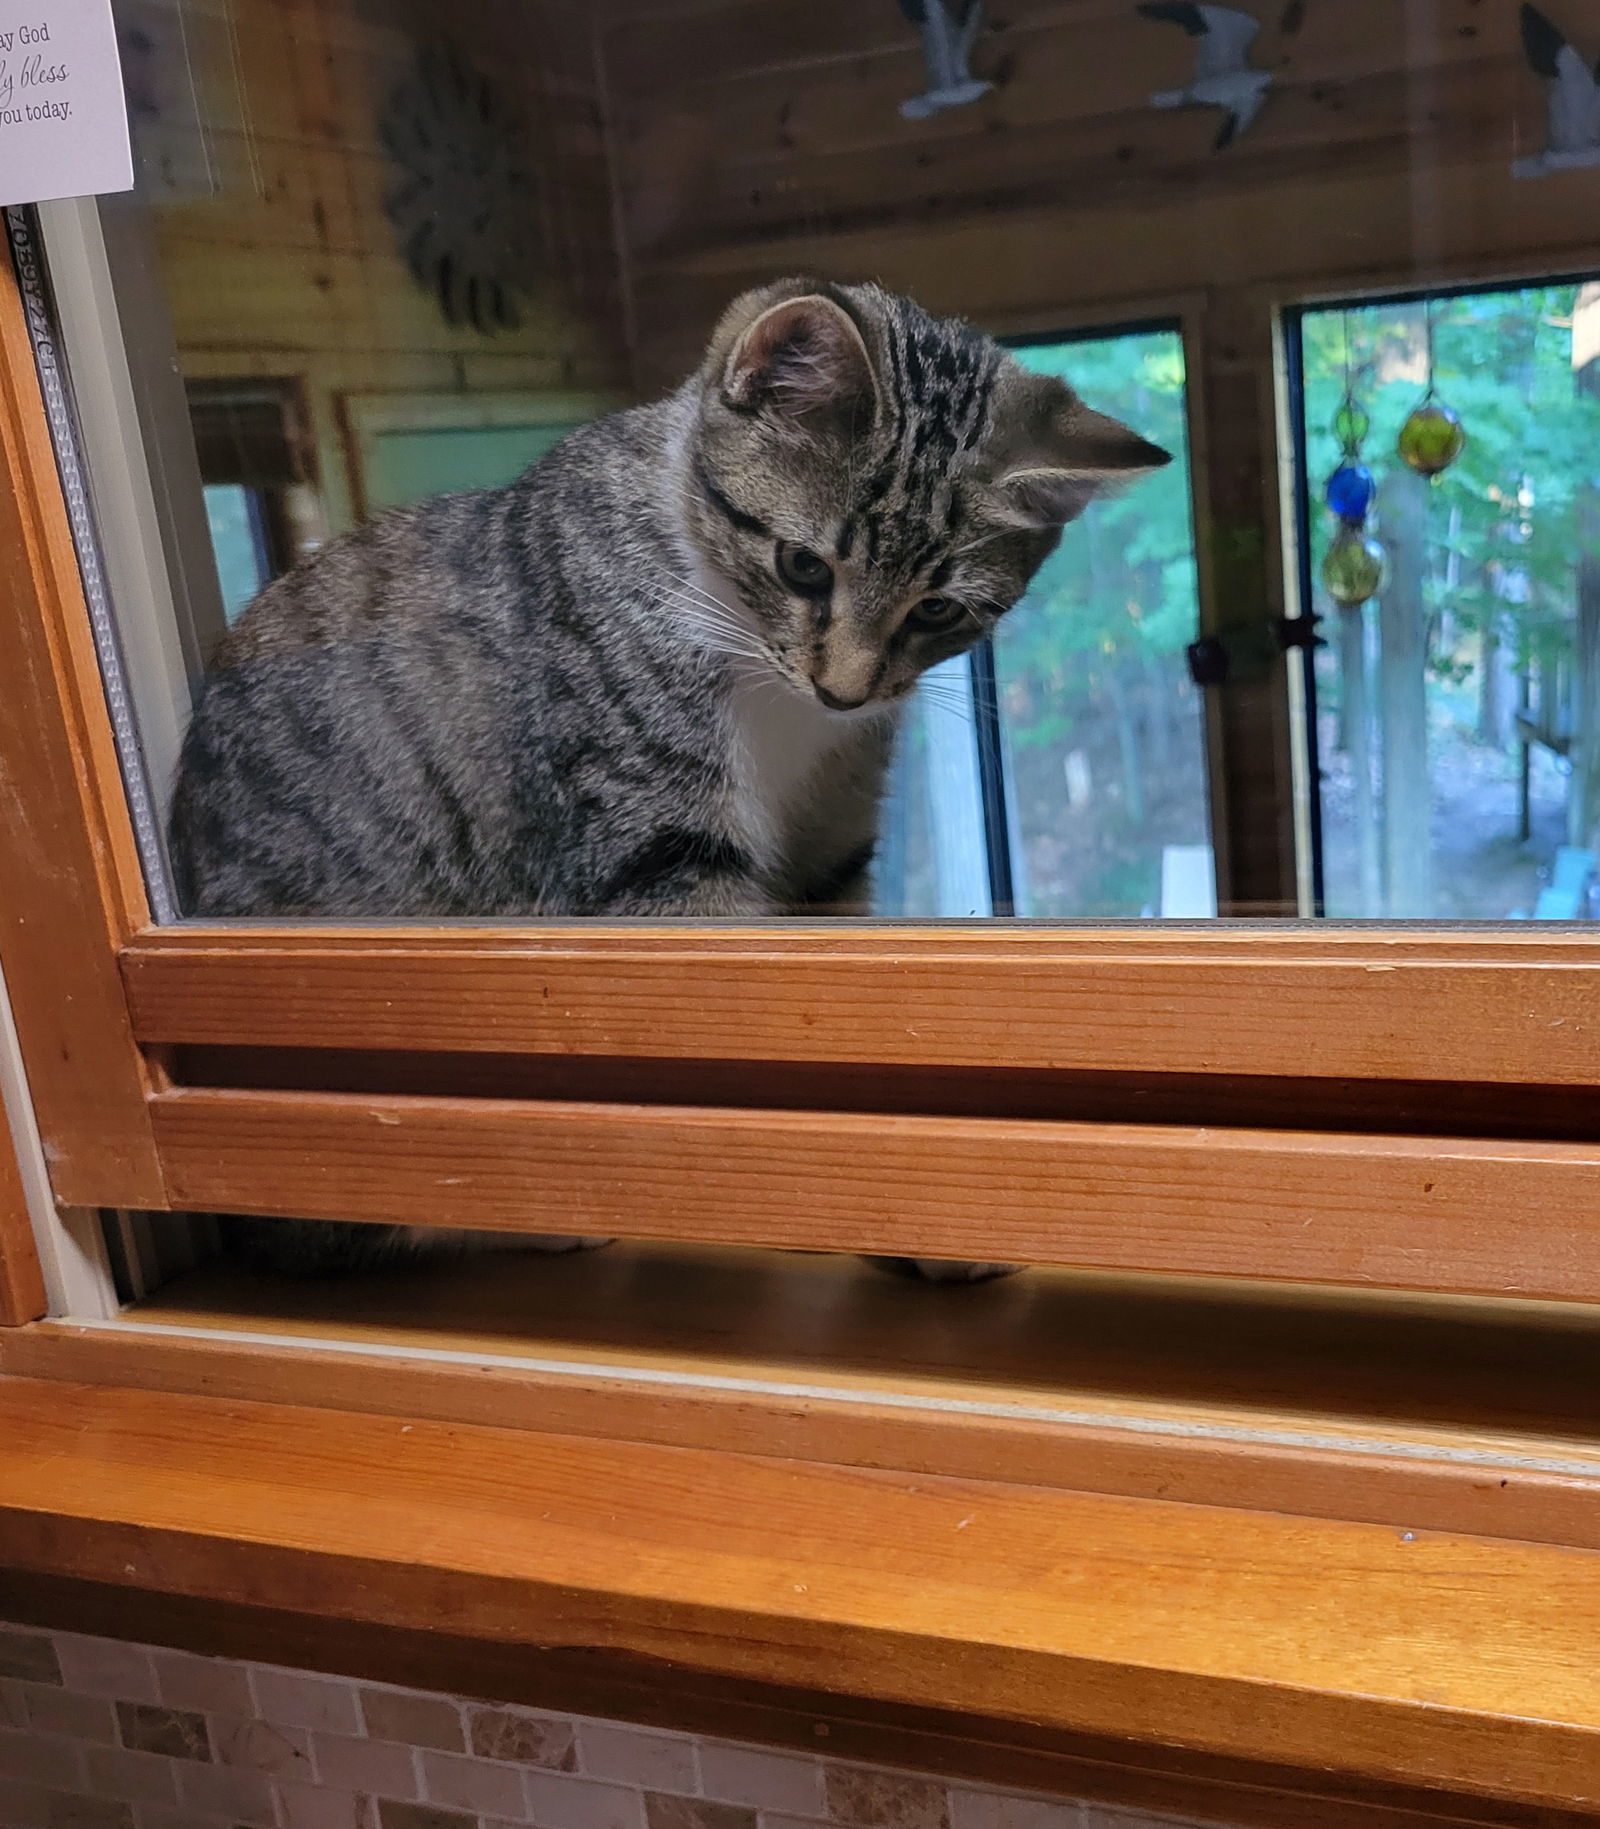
[1321,526,1386,608]
[1332,398,1370,452]
[1397,400,1465,476]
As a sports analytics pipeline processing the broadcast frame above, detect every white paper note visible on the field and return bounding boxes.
[0,0,133,208]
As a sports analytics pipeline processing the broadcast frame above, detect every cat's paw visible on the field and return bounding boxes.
[865,1256,1023,1285]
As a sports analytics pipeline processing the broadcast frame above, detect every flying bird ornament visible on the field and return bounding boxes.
[1514,3,1600,177]
[1137,2,1274,149]
[898,0,993,119]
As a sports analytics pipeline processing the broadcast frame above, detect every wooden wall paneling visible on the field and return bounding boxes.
[147,0,631,540]
[608,0,1593,387]
[0,231,165,1208]
[624,64,1520,270]
[147,1087,1600,1303]
[7,1376,1600,1809]
[1187,292,1299,914]
[614,0,1508,176]
[120,929,1600,1088]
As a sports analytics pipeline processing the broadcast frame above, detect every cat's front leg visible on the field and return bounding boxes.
[592,825,776,918]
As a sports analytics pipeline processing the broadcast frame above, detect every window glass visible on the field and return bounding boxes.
[20,0,1600,926]
[1296,283,1600,919]
[202,484,274,623]
[998,330,1209,918]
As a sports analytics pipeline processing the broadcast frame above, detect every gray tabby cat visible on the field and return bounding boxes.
[170,278,1168,1282]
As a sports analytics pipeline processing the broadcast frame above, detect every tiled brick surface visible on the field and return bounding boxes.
[113,1702,210,1763]
[0,1624,1219,1829]
[420,1751,526,1818]
[575,1725,696,1795]
[41,1792,135,1829]
[315,1730,421,1799]
[0,1632,61,1688]
[522,1771,646,1829]
[468,1708,576,1770]
[80,1744,182,1808]
[175,1755,277,1825]
[361,1690,466,1753]
[824,1768,950,1829]
[50,1641,155,1706]
[0,1728,83,1790]
[213,1715,314,1780]
[951,1793,1083,1829]
[277,1777,377,1829]
[20,1689,116,1746]
[643,1793,753,1829]
[251,1669,364,1736]
[151,1651,255,1720]
[695,1747,821,1815]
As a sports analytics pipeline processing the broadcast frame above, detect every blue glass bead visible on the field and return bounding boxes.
[1325,462,1376,522]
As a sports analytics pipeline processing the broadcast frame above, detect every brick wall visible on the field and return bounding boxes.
[0,1624,1211,1829]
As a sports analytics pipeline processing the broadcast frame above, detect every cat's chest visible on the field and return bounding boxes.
[725,671,853,859]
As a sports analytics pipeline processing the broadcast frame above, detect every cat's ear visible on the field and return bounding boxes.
[989,379,1170,529]
[721,292,878,426]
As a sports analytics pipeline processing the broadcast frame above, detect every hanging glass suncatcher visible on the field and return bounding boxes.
[1320,312,1386,609]
[1397,295,1466,478]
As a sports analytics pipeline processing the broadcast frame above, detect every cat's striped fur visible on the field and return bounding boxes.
[171,279,1167,1280]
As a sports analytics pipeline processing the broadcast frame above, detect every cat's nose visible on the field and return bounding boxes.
[815,684,868,712]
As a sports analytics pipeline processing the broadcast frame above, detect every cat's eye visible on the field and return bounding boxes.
[775,542,834,595]
[907,597,971,634]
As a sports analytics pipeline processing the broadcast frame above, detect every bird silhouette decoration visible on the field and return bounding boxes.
[1513,3,1600,177]
[897,0,993,119]
[1137,3,1273,149]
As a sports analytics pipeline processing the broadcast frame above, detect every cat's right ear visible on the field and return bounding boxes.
[720,292,878,428]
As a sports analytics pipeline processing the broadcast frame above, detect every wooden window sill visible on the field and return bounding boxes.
[2,1336,1600,1821]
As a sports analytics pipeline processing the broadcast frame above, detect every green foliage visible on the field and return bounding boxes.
[997,331,1197,753]
[1303,288,1600,683]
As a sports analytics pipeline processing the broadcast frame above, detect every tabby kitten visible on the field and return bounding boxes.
[171,278,1167,1280]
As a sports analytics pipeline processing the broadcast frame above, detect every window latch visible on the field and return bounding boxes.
[1186,614,1323,688]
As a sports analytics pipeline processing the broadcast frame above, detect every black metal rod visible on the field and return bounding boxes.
[968,636,1017,916]
[1281,306,1328,918]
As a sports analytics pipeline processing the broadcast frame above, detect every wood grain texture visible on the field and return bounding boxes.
[123,928,1600,1089]
[11,1575,1593,1829]
[149,0,626,537]
[0,225,165,1207]
[10,1236,1600,1548]
[0,1091,45,1325]
[150,1087,1600,1302]
[4,1374,1600,1807]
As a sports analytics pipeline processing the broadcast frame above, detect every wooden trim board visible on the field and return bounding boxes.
[5,1374,1600,1810]
[150,1086,1600,1303]
[6,1312,1600,1554]
[123,929,1600,1089]
[7,1572,1588,1829]
[0,226,164,1207]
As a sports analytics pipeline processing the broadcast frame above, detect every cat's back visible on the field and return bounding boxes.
[169,405,686,917]
[218,483,511,667]
[217,403,669,666]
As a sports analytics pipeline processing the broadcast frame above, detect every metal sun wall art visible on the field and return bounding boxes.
[380,42,537,336]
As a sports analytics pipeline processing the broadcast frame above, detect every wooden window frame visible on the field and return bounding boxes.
[8,207,1600,1822]
[5,208,1600,1307]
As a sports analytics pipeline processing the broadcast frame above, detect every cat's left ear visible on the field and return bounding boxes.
[989,376,1171,529]
[720,289,879,427]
